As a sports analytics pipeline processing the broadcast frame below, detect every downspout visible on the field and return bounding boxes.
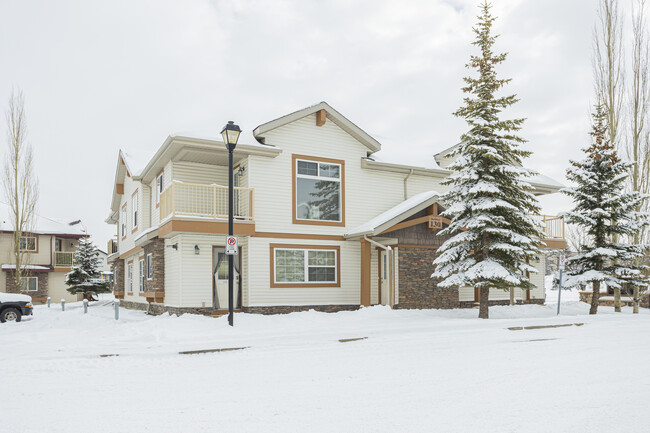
[403,169,414,200]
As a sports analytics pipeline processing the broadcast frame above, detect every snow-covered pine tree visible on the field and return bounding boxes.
[562,104,649,314]
[65,237,110,300]
[431,2,543,319]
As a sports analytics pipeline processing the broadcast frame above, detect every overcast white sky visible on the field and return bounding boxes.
[0,0,605,245]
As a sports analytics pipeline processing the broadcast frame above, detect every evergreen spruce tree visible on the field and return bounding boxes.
[432,2,543,319]
[65,237,110,300]
[562,104,649,314]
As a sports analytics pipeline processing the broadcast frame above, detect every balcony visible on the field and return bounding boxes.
[160,181,254,221]
[54,252,75,268]
[537,215,565,240]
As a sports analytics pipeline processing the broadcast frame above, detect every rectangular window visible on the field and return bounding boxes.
[19,236,37,252]
[156,173,163,205]
[127,262,133,293]
[294,155,344,225]
[271,244,340,287]
[139,259,144,293]
[132,192,138,230]
[21,277,38,292]
[146,253,153,280]
[55,239,62,252]
[121,205,127,238]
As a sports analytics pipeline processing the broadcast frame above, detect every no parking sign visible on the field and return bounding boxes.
[226,235,238,255]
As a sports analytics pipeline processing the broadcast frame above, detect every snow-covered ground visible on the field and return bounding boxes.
[1,294,649,433]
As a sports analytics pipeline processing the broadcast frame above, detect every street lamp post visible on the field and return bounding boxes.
[221,121,241,327]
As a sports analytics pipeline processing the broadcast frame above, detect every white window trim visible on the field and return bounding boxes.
[132,193,138,230]
[139,259,145,293]
[156,174,163,205]
[273,248,338,284]
[295,158,342,223]
[21,276,38,292]
[127,263,133,293]
[146,253,153,280]
[19,236,37,252]
[121,206,127,237]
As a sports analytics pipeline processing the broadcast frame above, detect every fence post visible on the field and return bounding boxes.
[114,299,120,320]
[47,297,51,308]
[61,299,65,312]
[83,298,88,314]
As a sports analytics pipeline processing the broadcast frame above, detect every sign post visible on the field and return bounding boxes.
[557,254,566,315]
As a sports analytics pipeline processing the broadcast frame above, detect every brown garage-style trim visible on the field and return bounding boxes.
[159,220,256,237]
[118,246,143,260]
[269,243,341,289]
[292,154,345,227]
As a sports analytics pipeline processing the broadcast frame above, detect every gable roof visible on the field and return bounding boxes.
[253,101,382,154]
[345,191,441,238]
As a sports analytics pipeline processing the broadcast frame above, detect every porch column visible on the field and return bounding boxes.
[360,238,371,307]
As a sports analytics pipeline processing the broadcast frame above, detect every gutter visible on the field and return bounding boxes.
[363,235,391,252]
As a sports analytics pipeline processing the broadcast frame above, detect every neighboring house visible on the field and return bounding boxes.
[97,249,113,287]
[105,102,566,315]
[0,202,86,303]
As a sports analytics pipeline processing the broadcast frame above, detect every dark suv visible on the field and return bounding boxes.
[0,293,33,323]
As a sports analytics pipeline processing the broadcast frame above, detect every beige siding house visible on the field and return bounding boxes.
[106,102,566,315]
[0,203,86,303]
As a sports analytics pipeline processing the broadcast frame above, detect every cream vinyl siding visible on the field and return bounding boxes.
[164,235,181,307]
[247,237,360,307]
[251,114,451,236]
[48,273,78,303]
[172,161,229,186]
[0,271,6,293]
[118,175,142,254]
[239,236,249,306]
[151,161,173,227]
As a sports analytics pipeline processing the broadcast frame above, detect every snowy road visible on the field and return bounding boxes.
[1,299,648,433]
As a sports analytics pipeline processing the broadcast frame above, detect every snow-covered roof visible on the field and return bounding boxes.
[1,264,51,271]
[345,191,440,238]
[0,202,86,236]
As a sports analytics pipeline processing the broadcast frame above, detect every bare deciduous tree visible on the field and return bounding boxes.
[627,0,650,313]
[2,88,39,292]
[593,0,626,311]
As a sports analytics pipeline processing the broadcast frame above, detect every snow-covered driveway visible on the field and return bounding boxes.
[1,299,648,433]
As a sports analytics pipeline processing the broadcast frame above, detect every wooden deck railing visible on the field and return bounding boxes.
[54,252,75,268]
[536,215,565,240]
[160,181,254,221]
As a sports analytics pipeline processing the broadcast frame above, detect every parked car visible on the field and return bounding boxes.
[0,292,33,323]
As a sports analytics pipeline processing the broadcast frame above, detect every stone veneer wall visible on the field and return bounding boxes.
[143,238,164,296]
[112,259,124,299]
[5,271,49,302]
[395,247,459,309]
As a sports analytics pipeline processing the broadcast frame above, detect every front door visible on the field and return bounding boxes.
[212,247,241,310]
[380,250,389,306]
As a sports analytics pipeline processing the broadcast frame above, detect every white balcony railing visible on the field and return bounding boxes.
[160,181,254,221]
